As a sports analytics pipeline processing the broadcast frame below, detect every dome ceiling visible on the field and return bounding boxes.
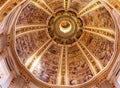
[14,0,116,87]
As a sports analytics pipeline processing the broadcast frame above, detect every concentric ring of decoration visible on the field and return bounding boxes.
[54,15,77,39]
[48,10,83,45]
[7,0,118,87]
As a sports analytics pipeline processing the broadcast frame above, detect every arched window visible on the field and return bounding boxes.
[0,58,10,88]
[117,75,120,87]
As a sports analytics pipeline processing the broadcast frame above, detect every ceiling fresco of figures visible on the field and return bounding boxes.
[14,0,116,86]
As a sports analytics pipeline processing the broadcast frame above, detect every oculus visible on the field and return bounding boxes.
[48,10,83,45]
